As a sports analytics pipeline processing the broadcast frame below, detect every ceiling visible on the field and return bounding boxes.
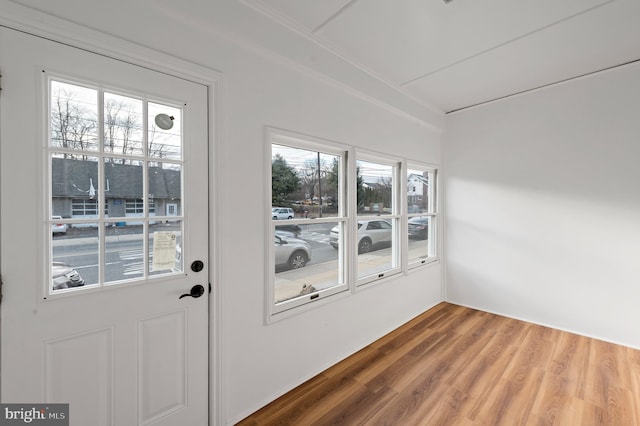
[240,0,640,113]
[8,0,640,115]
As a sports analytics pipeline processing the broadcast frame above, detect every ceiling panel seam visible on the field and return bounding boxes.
[311,0,359,34]
[401,0,617,87]
[239,0,444,117]
[446,57,640,114]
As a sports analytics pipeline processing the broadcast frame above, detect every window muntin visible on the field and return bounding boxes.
[270,141,347,313]
[407,167,437,267]
[268,131,439,318]
[48,78,185,293]
[356,158,400,283]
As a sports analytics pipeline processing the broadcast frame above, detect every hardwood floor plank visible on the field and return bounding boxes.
[530,368,577,424]
[307,384,396,426]
[627,345,640,366]
[473,368,545,426]
[365,313,502,425]
[449,339,519,420]
[236,304,640,425]
[545,332,591,399]
[362,332,460,394]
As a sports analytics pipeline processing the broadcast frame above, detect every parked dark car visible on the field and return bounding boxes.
[408,217,429,240]
[52,262,85,290]
[275,224,302,238]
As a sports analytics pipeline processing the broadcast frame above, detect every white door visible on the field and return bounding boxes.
[0,28,210,425]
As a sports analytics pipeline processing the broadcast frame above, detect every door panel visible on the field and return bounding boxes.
[0,27,209,425]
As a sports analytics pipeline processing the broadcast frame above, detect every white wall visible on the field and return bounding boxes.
[444,62,640,349]
[0,2,444,424]
[220,48,443,423]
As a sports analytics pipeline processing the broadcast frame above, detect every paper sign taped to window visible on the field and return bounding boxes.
[152,231,177,271]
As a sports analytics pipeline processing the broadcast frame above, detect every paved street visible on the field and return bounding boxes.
[52,222,429,295]
[52,223,181,284]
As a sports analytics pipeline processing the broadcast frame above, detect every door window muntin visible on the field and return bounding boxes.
[47,75,186,295]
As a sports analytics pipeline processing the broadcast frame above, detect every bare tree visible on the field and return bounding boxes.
[104,97,141,162]
[104,97,123,154]
[51,86,97,158]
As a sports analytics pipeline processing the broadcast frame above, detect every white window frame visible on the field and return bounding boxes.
[405,161,439,270]
[266,129,440,320]
[354,151,402,287]
[46,74,186,295]
[266,128,352,319]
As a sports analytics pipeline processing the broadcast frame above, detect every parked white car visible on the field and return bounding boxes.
[52,216,68,235]
[52,262,85,290]
[272,207,294,220]
[329,219,393,254]
[274,234,311,269]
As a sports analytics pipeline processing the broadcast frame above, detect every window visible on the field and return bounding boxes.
[48,78,184,293]
[269,133,348,314]
[72,198,99,217]
[407,166,437,267]
[125,198,144,214]
[356,157,401,284]
[268,129,438,318]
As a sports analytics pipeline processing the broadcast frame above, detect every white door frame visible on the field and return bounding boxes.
[0,3,223,424]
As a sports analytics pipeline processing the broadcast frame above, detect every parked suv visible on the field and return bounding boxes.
[274,234,311,269]
[272,207,294,220]
[329,219,393,254]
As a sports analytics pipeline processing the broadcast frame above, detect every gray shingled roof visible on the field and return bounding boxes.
[52,157,180,199]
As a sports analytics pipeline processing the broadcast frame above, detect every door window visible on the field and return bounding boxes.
[49,78,185,293]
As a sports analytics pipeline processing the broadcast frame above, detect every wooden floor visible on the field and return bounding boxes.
[237,302,640,425]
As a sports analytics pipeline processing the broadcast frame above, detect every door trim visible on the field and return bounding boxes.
[0,5,224,424]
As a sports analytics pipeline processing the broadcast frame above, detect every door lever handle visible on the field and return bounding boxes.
[179,284,205,299]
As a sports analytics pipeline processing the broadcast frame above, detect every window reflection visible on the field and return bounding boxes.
[104,92,144,156]
[51,224,99,291]
[274,222,342,304]
[272,145,341,219]
[357,160,394,215]
[407,168,436,266]
[356,159,399,282]
[357,218,397,279]
[50,81,99,152]
[407,169,431,214]
[48,79,186,294]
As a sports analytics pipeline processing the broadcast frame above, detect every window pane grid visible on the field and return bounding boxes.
[48,77,184,294]
[269,132,438,317]
[271,141,347,312]
[407,167,437,268]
